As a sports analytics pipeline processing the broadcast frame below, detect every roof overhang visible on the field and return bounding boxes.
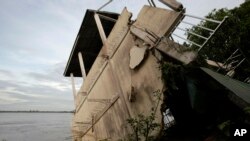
[64,9,119,77]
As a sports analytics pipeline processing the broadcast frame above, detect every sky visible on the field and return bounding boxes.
[0,0,244,111]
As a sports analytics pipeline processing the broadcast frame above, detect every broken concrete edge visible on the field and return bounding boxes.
[159,0,184,12]
[129,45,148,69]
[155,38,198,65]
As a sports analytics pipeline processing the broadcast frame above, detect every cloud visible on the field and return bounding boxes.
[0,69,15,81]
[0,62,74,111]
[0,83,74,111]
[0,0,244,111]
[0,94,27,105]
[0,69,13,76]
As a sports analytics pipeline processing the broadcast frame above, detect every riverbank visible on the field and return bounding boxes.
[0,110,74,113]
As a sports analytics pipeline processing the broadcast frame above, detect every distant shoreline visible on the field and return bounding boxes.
[0,111,74,113]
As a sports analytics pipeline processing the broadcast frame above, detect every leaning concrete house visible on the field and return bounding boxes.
[64,0,250,140]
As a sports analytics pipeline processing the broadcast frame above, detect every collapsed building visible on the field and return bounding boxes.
[63,0,250,140]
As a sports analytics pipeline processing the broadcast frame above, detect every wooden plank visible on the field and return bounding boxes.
[77,91,87,96]
[87,98,111,103]
[75,121,92,124]
[82,131,96,141]
[81,95,119,137]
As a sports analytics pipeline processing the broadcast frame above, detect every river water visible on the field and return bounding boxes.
[0,113,73,141]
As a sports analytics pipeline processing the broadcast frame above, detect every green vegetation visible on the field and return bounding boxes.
[121,91,161,141]
[158,2,250,140]
[126,111,160,141]
[186,1,250,81]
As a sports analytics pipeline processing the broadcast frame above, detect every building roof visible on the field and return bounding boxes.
[201,67,250,104]
[64,9,119,77]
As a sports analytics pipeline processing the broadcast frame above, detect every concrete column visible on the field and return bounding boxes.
[94,13,108,56]
[94,13,107,44]
[78,52,87,81]
[70,73,77,107]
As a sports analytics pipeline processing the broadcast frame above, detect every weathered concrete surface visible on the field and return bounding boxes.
[70,6,190,140]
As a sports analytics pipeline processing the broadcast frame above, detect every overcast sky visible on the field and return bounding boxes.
[0,0,244,111]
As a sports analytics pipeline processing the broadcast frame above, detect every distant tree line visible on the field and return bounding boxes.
[0,110,74,113]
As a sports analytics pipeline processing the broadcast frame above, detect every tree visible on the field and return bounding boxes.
[186,1,250,81]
